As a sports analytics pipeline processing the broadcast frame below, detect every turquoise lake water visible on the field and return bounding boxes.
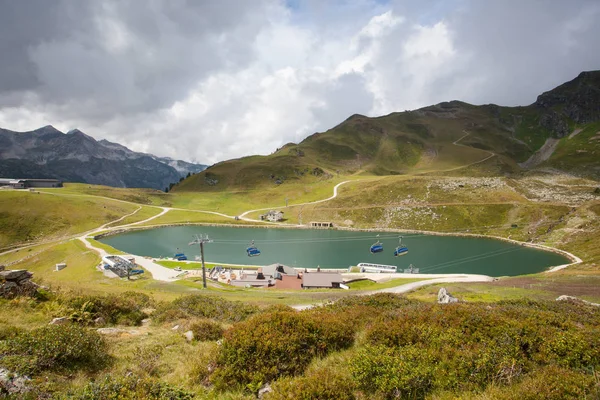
[98,226,571,277]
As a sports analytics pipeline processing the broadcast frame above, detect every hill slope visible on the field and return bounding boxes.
[175,71,600,192]
[0,126,207,190]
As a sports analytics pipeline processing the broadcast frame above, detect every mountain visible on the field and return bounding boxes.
[173,70,600,193]
[0,126,207,190]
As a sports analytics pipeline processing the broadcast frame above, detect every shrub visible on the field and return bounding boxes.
[267,366,356,400]
[190,319,224,341]
[61,292,151,326]
[63,375,195,400]
[349,345,435,399]
[211,311,355,391]
[0,325,109,375]
[154,295,258,323]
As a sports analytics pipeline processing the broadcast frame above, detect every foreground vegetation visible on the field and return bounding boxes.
[1,291,599,398]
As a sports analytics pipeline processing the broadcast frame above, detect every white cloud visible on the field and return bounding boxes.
[1,0,600,164]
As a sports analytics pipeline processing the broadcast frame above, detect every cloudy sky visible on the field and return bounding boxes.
[1,0,599,164]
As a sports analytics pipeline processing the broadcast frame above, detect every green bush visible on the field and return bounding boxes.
[190,319,224,341]
[154,294,258,323]
[0,325,109,375]
[132,344,164,377]
[267,366,356,400]
[349,345,435,399]
[63,375,194,400]
[211,311,355,391]
[61,292,151,326]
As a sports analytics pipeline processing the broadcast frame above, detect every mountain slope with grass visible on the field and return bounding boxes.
[175,70,600,193]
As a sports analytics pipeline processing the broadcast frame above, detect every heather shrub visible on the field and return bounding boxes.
[154,294,258,323]
[131,344,164,377]
[211,311,355,391]
[61,292,151,326]
[63,374,194,400]
[267,365,356,400]
[0,325,109,375]
[349,345,435,399]
[190,319,224,341]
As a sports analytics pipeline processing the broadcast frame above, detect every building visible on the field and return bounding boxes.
[302,272,345,289]
[260,210,284,222]
[309,221,334,228]
[0,178,63,189]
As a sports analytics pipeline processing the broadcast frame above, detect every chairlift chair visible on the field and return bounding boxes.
[370,240,384,254]
[246,240,261,257]
[394,236,408,257]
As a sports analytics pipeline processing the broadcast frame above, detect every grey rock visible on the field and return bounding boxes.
[437,287,459,304]
[258,383,273,398]
[184,330,194,342]
[0,368,32,395]
[94,317,106,326]
[49,317,69,325]
[0,270,30,281]
[97,328,140,335]
[172,325,180,331]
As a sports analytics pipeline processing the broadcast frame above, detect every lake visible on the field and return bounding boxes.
[98,226,571,277]
[100,226,570,276]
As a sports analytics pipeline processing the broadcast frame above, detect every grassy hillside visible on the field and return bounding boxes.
[0,191,140,249]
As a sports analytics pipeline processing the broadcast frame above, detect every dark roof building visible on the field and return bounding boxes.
[0,178,62,189]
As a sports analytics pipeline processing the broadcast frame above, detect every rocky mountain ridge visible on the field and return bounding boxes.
[0,126,206,190]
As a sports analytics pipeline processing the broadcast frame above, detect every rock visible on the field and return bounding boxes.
[437,288,459,304]
[0,368,32,395]
[141,318,151,326]
[0,270,30,281]
[556,295,600,307]
[172,325,180,331]
[94,317,106,326]
[183,330,194,342]
[49,317,69,325]
[258,383,272,398]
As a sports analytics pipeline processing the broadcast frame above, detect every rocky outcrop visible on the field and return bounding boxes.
[437,287,459,304]
[0,268,38,298]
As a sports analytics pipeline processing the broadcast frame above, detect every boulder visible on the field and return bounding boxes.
[0,270,30,281]
[437,288,459,304]
[0,368,32,395]
[184,330,194,342]
[49,317,69,325]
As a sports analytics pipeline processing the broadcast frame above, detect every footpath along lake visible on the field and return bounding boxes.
[98,226,571,277]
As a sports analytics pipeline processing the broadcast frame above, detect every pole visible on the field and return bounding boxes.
[189,234,212,290]
[200,241,206,289]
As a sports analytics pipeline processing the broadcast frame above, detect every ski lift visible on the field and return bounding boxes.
[246,240,261,257]
[394,236,408,257]
[370,240,384,254]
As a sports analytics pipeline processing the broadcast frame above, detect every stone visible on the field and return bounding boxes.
[0,368,32,395]
[437,288,459,304]
[94,317,106,326]
[258,383,273,398]
[49,317,69,325]
[172,325,180,331]
[183,330,194,342]
[0,270,29,281]
[141,318,151,326]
